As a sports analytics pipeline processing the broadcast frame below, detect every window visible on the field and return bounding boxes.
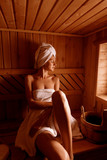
[96,43,107,100]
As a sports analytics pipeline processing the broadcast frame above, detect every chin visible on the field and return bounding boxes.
[49,68,55,71]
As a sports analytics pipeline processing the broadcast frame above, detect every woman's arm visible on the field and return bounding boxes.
[25,75,52,110]
[54,76,60,91]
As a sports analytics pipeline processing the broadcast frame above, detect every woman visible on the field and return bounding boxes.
[15,43,77,160]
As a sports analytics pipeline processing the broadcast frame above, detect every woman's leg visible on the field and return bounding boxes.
[52,91,73,160]
[36,131,70,160]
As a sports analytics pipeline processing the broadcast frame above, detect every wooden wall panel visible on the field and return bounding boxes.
[10,32,18,68]
[0,30,83,69]
[2,31,11,68]
[18,32,26,68]
[0,32,3,68]
[0,0,16,28]
[0,30,84,122]
[25,33,34,68]
[53,35,66,68]
[65,37,83,68]
[0,101,6,120]
[83,29,107,111]
[46,35,54,45]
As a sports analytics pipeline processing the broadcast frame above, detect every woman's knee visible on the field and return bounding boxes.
[52,90,71,116]
[52,90,66,103]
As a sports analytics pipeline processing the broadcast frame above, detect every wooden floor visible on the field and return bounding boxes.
[0,110,107,160]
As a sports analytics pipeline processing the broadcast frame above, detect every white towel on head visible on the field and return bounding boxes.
[34,43,56,69]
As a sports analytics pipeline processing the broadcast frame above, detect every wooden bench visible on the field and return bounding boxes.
[0,68,85,159]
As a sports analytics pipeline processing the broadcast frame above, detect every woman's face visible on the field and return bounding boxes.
[44,55,56,71]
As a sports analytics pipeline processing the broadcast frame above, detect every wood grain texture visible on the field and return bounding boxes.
[2,31,11,68]
[0,10,7,28]
[33,0,56,30]
[76,15,107,35]
[14,0,27,29]
[25,0,41,30]
[40,0,72,31]
[10,32,18,68]
[0,32,4,68]
[70,8,107,34]
[61,0,107,33]
[0,31,83,69]
[0,68,84,96]
[0,0,16,28]
[0,0,106,36]
[51,0,87,32]
[83,29,107,111]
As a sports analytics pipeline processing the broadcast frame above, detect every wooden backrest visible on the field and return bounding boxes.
[0,68,84,121]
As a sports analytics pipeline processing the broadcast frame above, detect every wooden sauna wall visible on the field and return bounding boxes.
[83,29,107,111]
[0,30,83,121]
[0,31,83,69]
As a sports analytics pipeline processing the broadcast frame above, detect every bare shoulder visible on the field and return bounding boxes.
[25,74,34,83]
[52,76,60,90]
[53,76,59,82]
[52,75,60,85]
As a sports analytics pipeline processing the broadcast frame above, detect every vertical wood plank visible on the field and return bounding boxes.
[65,37,72,68]
[32,33,40,68]
[0,101,6,120]
[39,34,47,44]
[0,32,4,68]
[0,31,84,70]
[65,37,83,68]
[2,31,11,68]
[25,33,34,68]
[53,35,66,68]
[10,31,18,68]
[46,35,54,45]
[17,32,26,68]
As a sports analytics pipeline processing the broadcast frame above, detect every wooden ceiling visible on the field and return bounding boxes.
[0,0,107,36]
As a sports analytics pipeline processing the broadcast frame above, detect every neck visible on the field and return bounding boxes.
[37,67,49,79]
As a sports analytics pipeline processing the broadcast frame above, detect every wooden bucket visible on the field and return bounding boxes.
[80,107,107,144]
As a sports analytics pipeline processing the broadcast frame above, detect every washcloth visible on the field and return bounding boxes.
[34,43,56,69]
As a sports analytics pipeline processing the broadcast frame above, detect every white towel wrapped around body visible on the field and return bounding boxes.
[15,89,82,157]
